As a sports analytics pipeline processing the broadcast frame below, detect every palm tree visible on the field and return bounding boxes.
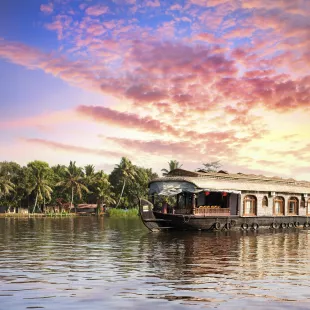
[96,178,116,207]
[161,160,183,176]
[27,165,53,213]
[84,164,96,184]
[56,161,89,209]
[115,157,137,208]
[0,167,15,198]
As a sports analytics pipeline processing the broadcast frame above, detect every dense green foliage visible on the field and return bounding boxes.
[0,158,158,213]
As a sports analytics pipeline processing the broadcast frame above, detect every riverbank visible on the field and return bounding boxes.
[0,213,78,218]
[0,208,139,218]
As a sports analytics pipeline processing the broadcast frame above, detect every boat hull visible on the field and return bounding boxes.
[139,199,310,231]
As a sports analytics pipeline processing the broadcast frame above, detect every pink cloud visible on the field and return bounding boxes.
[40,3,53,14]
[104,131,246,159]
[45,14,73,40]
[242,0,309,14]
[79,3,87,10]
[75,105,180,137]
[2,35,309,120]
[188,0,208,5]
[198,11,223,30]
[107,137,202,158]
[0,39,102,91]
[85,4,109,16]
[145,0,160,7]
[0,110,78,129]
[170,4,182,10]
[2,0,310,181]
[86,23,106,36]
[76,105,261,153]
[193,32,224,44]
[23,138,123,158]
[224,27,255,39]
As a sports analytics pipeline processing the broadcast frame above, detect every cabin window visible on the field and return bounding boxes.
[243,195,257,216]
[287,197,298,215]
[262,196,268,207]
[273,196,284,215]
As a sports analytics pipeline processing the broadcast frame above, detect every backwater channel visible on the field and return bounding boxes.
[1,216,310,309]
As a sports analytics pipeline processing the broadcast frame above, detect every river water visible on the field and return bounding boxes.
[1,217,310,310]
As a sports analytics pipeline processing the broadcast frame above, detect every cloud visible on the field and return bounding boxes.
[104,131,248,159]
[224,27,255,39]
[170,4,182,10]
[1,0,310,172]
[0,40,102,92]
[23,138,123,158]
[2,34,309,121]
[192,32,224,44]
[40,3,53,14]
[85,4,109,16]
[75,105,180,137]
[145,0,160,7]
[2,0,310,180]
[106,137,201,158]
[0,110,77,129]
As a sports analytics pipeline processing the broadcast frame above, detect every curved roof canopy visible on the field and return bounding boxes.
[149,169,310,195]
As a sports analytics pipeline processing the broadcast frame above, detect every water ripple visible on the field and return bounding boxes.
[1,217,310,309]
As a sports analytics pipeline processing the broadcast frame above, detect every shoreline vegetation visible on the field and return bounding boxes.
[0,208,139,218]
[0,157,157,217]
[0,158,219,219]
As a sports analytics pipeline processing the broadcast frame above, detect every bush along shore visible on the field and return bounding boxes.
[106,208,139,218]
[0,157,158,216]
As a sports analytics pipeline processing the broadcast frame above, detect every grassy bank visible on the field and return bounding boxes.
[1,209,139,218]
[0,213,77,218]
[106,208,139,218]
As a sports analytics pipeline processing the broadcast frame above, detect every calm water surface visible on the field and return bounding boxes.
[1,217,310,310]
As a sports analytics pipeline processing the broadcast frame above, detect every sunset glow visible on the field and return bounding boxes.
[1,0,310,179]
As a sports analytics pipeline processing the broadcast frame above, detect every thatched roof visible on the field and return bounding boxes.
[149,169,310,194]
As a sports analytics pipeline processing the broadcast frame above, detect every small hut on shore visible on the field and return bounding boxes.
[75,204,98,215]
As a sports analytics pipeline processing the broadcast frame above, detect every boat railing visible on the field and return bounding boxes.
[194,206,230,216]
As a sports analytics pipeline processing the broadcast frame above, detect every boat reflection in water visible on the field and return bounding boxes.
[137,230,310,307]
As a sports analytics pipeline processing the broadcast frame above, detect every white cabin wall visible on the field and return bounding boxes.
[240,192,306,217]
[259,194,274,216]
[257,194,269,216]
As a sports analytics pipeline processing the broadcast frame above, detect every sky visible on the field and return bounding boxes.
[0,0,310,180]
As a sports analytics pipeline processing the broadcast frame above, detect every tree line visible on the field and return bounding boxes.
[0,157,158,213]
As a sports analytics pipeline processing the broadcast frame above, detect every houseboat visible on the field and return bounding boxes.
[139,169,310,231]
